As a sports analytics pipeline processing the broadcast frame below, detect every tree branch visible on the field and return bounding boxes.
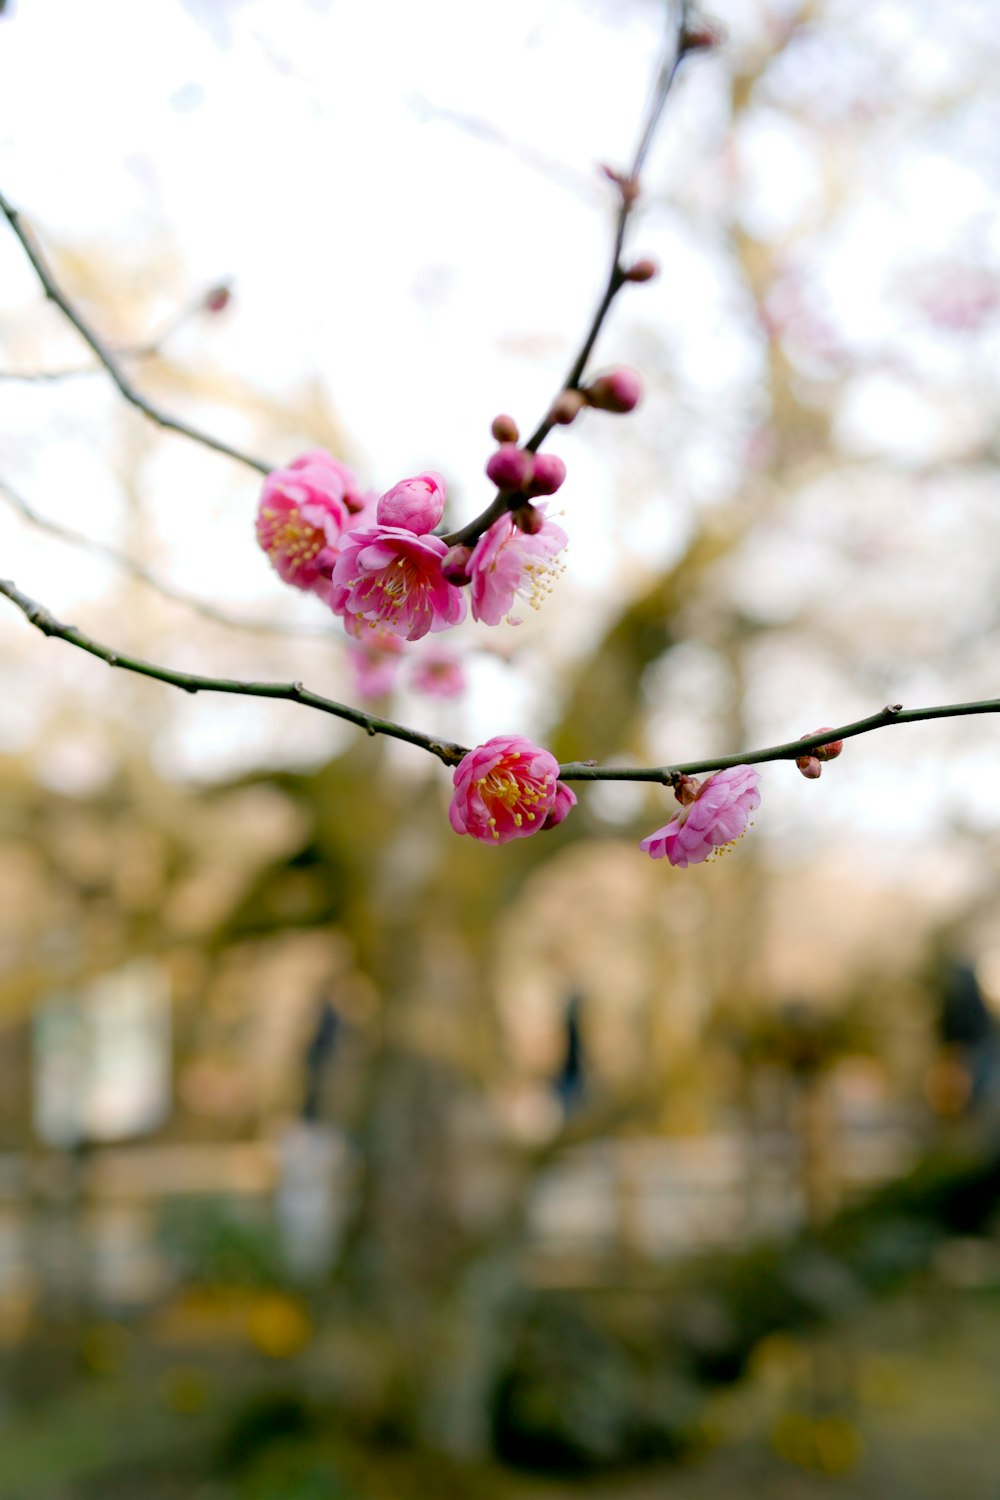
[0,187,269,475]
[0,578,470,767]
[0,475,335,639]
[6,576,1000,787]
[439,2,692,550]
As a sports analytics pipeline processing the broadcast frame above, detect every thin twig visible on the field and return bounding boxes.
[440,2,692,550]
[0,475,334,639]
[5,577,1000,783]
[0,578,470,767]
[0,188,269,475]
[0,286,226,383]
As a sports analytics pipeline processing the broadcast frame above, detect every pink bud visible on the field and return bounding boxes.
[441,544,473,586]
[543,780,577,831]
[549,389,586,426]
[526,453,566,498]
[796,755,823,779]
[585,368,643,414]
[681,19,724,52]
[486,444,534,493]
[801,728,844,761]
[377,472,446,533]
[625,259,659,284]
[491,413,520,444]
[512,503,544,535]
[203,282,232,313]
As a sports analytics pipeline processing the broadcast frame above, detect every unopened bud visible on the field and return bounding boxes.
[491,413,519,444]
[673,774,701,806]
[203,281,233,313]
[585,368,643,414]
[681,18,724,52]
[801,727,844,761]
[486,444,534,493]
[441,544,473,586]
[796,755,823,780]
[512,503,544,535]
[526,453,566,498]
[624,258,659,284]
[599,164,640,204]
[550,389,586,426]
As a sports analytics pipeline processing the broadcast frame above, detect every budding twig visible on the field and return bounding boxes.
[440,2,693,550]
[0,187,269,475]
[0,578,469,767]
[5,576,999,786]
[0,476,336,639]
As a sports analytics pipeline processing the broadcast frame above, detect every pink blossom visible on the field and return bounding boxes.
[376,472,446,534]
[410,648,466,699]
[347,636,403,700]
[544,779,577,830]
[640,766,761,868]
[468,507,567,626]
[449,735,561,843]
[329,525,466,642]
[256,451,357,591]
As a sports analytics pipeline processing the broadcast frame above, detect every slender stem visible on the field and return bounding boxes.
[440,4,691,550]
[0,579,469,767]
[0,475,335,639]
[0,188,269,475]
[6,576,1000,785]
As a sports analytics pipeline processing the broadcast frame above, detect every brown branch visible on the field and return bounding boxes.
[440,2,693,550]
[0,578,469,767]
[0,187,269,475]
[0,475,333,639]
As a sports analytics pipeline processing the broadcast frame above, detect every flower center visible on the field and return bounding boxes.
[476,758,550,838]
[261,506,324,566]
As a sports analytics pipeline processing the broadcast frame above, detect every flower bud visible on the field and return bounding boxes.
[543,780,577,830]
[624,258,659,283]
[673,774,701,806]
[681,18,724,52]
[512,502,544,535]
[491,413,519,444]
[441,544,473,586]
[585,368,643,414]
[796,755,823,780]
[801,727,844,761]
[526,453,566,498]
[377,471,446,533]
[203,281,233,313]
[549,389,586,426]
[486,444,534,493]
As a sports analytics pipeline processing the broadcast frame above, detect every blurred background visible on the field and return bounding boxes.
[2,0,1000,1495]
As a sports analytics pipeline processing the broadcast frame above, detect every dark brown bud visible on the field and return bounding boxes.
[491,413,519,444]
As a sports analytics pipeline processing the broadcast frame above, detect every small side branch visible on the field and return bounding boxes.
[0,578,469,767]
[0,188,269,475]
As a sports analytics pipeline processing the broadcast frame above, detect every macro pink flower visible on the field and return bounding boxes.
[640,766,761,868]
[467,507,567,626]
[410,647,466,699]
[256,451,358,591]
[328,525,466,642]
[376,472,446,534]
[347,636,403,700]
[449,735,563,843]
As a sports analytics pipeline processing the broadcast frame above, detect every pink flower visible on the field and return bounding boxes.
[468,507,567,626]
[410,647,466,699]
[328,525,466,642]
[376,472,446,534]
[347,636,403,700]
[449,735,562,843]
[256,451,358,591]
[640,766,761,868]
[544,779,577,830]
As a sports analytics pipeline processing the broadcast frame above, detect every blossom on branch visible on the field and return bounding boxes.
[449,734,572,843]
[376,471,446,534]
[410,647,466,699]
[468,507,567,626]
[256,450,363,591]
[329,525,466,641]
[640,765,761,868]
